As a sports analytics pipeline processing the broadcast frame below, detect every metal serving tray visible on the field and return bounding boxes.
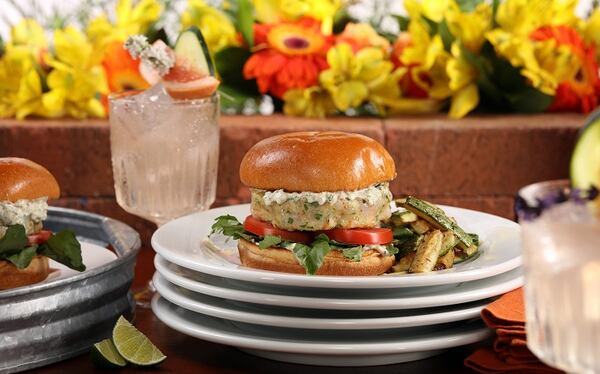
[0,207,141,373]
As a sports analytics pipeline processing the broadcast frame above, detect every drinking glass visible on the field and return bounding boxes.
[109,84,219,306]
[516,180,600,374]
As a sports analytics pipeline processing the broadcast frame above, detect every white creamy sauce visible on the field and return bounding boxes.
[0,197,48,227]
[281,242,389,256]
[260,184,391,206]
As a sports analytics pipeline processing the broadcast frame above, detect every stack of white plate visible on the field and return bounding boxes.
[151,204,522,367]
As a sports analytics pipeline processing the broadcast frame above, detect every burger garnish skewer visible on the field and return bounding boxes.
[0,158,85,290]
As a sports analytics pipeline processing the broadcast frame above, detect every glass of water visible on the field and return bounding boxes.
[109,84,219,306]
[109,84,219,227]
[517,180,600,374]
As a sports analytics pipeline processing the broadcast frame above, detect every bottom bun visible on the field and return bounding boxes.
[0,256,49,290]
[238,239,394,276]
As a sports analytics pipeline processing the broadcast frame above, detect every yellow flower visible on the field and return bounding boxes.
[445,1,492,53]
[87,0,161,51]
[319,44,400,113]
[404,0,450,23]
[583,8,600,59]
[43,27,108,119]
[9,19,48,57]
[337,23,390,52]
[446,43,479,118]
[494,0,577,36]
[0,48,45,119]
[252,0,340,34]
[283,86,336,118]
[181,0,240,53]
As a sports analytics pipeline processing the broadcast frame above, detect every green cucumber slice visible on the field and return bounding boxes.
[174,26,215,76]
[571,108,600,190]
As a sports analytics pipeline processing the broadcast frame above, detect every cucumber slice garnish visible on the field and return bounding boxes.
[174,26,215,76]
[571,108,600,190]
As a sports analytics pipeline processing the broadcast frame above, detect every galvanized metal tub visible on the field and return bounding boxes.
[0,207,141,373]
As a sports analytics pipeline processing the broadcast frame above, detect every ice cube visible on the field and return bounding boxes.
[539,201,597,224]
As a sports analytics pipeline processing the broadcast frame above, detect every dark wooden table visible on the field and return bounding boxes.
[33,247,482,373]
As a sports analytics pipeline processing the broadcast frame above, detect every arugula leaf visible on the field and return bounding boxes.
[210,215,256,241]
[0,225,28,255]
[386,245,400,256]
[341,246,362,262]
[258,235,282,249]
[6,245,37,269]
[38,230,85,272]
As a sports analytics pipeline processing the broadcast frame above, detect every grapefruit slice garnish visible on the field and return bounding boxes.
[164,75,220,100]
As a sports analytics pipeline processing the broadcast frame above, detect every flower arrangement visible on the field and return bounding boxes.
[1,0,600,120]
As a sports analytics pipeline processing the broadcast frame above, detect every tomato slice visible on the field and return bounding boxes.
[324,228,393,246]
[28,230,52,245]
[243,216,313,244]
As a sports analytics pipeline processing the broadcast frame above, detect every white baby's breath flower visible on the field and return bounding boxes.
[124,35,175,76]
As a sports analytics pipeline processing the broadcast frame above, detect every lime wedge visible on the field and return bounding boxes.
[112,316,166,366]
[91,339,126,368]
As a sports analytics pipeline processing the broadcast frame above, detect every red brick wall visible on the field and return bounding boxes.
[0,114,584,244]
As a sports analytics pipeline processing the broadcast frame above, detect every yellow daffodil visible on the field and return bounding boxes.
[87,0,161,51]
[445,1,491,53]
[283,86,336,118]
[252,0,340,34]
[43,27,107,119]
[8,19,48,58]
[319,44,401,114]
[181,0,240,53]
[0,48,46,119]
[404,0,450,23]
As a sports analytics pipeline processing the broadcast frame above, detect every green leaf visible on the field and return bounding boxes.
[210,214,256,241]
[38,230,85,272]
[386,245,400,256]
[421,16,439,36]
[258,235,282,249]
[292,235,332,275]
[6,245,37,269]
[145,25,170,45]
[456,0,483,12]
[214,47,257,92]
[0,225,28,255]
[505,87,553,113]
[393,15,410,31]
[341,247,362,262]
[237,0,254,47]
[438,20,454,52]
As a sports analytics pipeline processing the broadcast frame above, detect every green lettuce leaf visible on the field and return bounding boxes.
[0,225,28,255]
[258,235,282,249]
[38,230,85,272]
[210,215,256,241]
[5,245,37,269]
[341,246,362,262]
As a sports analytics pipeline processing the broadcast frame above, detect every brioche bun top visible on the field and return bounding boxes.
[240,132,396,192]
[0,158,60,202]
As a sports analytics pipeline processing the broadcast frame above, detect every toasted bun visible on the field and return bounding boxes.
[0,256,49,290]
[238,239,394,276]
[0,158,60,202]
[240,132,396,192]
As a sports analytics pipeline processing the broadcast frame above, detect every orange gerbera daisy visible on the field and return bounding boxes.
[530,25,600,113]
[243,18,332,98]
[102,40,149,93]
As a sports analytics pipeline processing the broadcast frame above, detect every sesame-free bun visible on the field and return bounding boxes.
[240,132,396,192]
[238,239,394,276]
[0,256,49,290]
[0,158,60,202]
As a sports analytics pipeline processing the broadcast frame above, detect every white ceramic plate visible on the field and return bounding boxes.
[43,241,118,283]
[155,255,523,310]
[153,272,490,330]
[152,295,492,366]
[152,204,521,289]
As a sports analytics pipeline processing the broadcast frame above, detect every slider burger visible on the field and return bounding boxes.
[211,131,399,275]
[0,158,85,290]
